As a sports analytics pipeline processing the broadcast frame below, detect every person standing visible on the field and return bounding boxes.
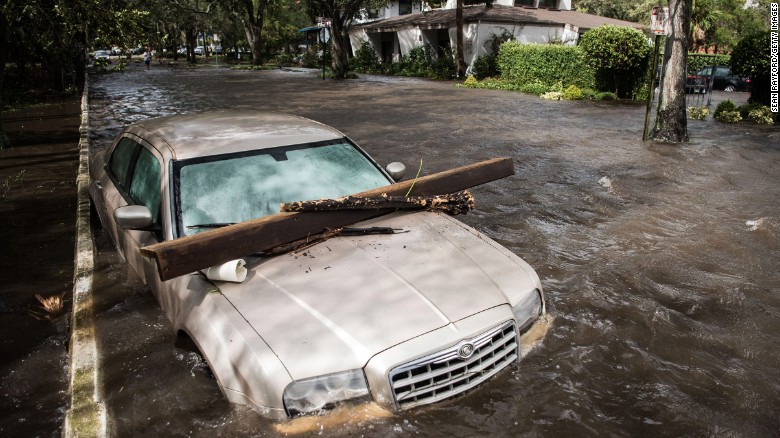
[143,48,151,70]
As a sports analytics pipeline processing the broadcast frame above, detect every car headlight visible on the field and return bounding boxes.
[512,288,544,332]
[283,369,370,416]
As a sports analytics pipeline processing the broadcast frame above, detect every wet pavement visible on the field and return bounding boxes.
[82,63,780,436]
[0,100,81,437]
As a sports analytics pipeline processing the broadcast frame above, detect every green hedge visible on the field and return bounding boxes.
[687,53,731,74]
[497,42,595,89]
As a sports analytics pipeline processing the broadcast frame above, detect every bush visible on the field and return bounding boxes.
[518,80,551,95]
[497,42,595,89]
[541,91,564,100]
[350,41,381,72]
[563,84,584,100]
[472,54,498,79]
[715,111,742,123]
[463,75,478,88]
[274,53,294,67]
[747,107,775,124]
[732,32,772,106]
[737,102,765,119]
[579,25,651,98]
[595,91,618,100]
[714,99,738,118]
[687,106,709,120]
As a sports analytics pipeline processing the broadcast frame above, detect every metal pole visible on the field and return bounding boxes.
[643,35,662,141]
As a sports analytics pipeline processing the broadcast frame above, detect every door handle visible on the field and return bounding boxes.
[95,181,102,190]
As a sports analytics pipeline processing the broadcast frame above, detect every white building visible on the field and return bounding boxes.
[349,1,644,68]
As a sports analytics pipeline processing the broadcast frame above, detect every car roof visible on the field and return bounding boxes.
[128,111,346,161]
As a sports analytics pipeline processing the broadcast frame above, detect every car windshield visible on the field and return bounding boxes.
[174,139,391,237]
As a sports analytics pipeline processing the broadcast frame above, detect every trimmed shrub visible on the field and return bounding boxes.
[595,91,618,100]
[714,99,738,118]
[737,102,765,119]
[463,75,478,88]
[747,107,775,124]
[563,85,584,100]
[497,42,595,89]
[472,54,499,80]
[350,41,381,72]
[579,25,651,98]
[687,53,731,74]
[715,111,742,123]
[518,81,551,95]
[687,106,709,120]
[541,91,564,100]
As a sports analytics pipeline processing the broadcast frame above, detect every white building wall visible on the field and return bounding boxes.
[444,0,570,9]
[397,29,423,57]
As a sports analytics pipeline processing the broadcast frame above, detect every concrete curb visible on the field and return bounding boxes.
[63,76,107,437]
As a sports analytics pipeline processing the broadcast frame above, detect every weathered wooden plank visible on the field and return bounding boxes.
[280,191,475,215]
[141,157,514,281]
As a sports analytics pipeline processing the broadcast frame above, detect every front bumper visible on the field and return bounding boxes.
[364,305,520,410]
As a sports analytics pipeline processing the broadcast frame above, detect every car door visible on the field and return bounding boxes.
[94,135,164,284]
[122,143,164,285]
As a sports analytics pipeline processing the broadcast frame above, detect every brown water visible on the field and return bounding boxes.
[86,64,779,436]
[0,101,80,437]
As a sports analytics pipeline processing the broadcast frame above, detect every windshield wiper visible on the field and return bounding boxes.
[186,223,237,229]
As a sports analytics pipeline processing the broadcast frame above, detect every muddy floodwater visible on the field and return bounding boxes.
[84,64,779,437]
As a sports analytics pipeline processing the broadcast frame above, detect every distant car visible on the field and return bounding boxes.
[654,67,708,94]
[89,111,546,419]
[194,46,204,55]
[685,75,708,94]
[93,50,111,63]
[696,66,750,92]
[213,45,223,54]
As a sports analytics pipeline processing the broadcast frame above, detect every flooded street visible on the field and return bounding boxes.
[88,64,779,436]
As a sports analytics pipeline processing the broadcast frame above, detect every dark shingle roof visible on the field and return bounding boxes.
[357,5,646,33]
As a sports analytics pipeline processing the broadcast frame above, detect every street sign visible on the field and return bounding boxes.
[651,6,670,36]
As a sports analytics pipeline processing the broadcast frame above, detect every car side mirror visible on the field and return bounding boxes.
[385,162,406,181]
[114,205,154,230]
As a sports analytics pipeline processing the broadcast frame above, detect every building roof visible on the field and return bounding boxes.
[356,5,646,33]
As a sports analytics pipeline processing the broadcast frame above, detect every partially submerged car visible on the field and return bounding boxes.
[89,111,545,419]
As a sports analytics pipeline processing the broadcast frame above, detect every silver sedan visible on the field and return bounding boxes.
[89,111,545,419]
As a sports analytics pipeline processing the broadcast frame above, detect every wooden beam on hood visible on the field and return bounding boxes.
[140,157,514,281]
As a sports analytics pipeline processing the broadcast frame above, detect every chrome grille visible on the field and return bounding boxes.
[389,321,518,409]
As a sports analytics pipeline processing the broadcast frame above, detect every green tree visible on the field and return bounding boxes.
[579,25,651,98]
[731,31,772,106]
[307,0,389,79]
[574,0,656,24]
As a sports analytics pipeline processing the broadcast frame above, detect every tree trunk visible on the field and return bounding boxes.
[186,27,198,63]
[0,8,8,149]
[242,0,267,66]
[652,0,691,143]
[455,0,465,78]
[330,18,350,78]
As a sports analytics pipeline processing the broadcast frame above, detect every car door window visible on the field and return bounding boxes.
[716,67,729,77]
[129,147,162,222]
[109,138,138,189]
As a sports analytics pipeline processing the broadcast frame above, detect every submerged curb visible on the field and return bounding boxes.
[64,75,107,437]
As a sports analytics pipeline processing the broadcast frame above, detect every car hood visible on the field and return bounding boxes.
[219,211,539,380]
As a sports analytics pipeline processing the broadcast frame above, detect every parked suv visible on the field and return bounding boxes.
[696,66,750,92]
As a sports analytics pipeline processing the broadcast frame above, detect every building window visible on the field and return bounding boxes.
[515,0,535,6]
[399,0,412,15]
[538,0,557,7]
